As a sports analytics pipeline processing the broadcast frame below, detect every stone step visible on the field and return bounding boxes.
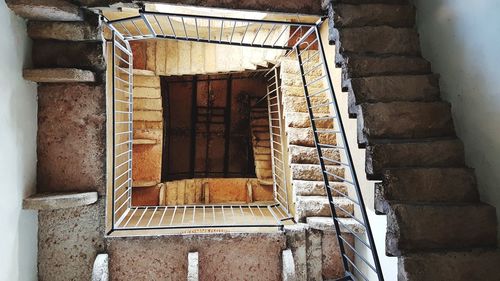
[287,127,337,147]
[285,112,333,129]
[282,95,331,114]
[22,192,98,210]
[358,102,455,143]
[281,85,325,98]
[281,58,323,76]
[338,27,420,56]
[386,203,497,256]
[334,4,415,28]
[23,68,95,83]
[133,75,160,88]
[307,217,365,234]
[295,196,353,221]
[253,131,270,141]
[293,180,348,196]
[342,55,431,78]
[254,146,271,155]
[133,69,156,76]
[289,145,340,165]
[134,87,161,99]
[134,98,162,111]
[332,0,408,4]
[350,75,440,104]
[133,139,157,145]
[6,0,83,21]
[398,249,500,281]
[27,20,100,41]
[291,163,344,182]
[258,178,274,186]
[253,139,271,147]
[366,139,465,179]
[33,41,105,71]
[133,111,163,122]
[375,168,479,214]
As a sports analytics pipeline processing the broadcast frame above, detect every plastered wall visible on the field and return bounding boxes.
[0,2,38,280]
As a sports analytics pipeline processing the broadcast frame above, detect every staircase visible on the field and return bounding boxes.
[325,0,500,279]
[250,106,274,186]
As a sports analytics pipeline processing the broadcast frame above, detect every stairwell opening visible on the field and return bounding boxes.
[103,4,321,235]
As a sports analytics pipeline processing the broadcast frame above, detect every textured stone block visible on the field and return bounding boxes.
[6,0,82,21]
[285,112,333,129]
[33,41,104,71]
[375,168,479,213]
[23,192,98,210]
[359,101,455,141]
[107,233,285,281]
[291,163,344,181]
[344,55,430,78]
[294,180,347,197]
[339,27,420,55]
[287,127,337,147]
[289,145,340,165]
[133,98,162,111]
[28,20,100,41]
[133,87,161,99]
[386,204,497,256]
[38,199,105,281]
[334,4,415,27]
[398,249,500,281]
[38,83,105,194]
[350,75,439,104]
[23,68,95,83]
[366,139,465,179]
[295,196,353,221]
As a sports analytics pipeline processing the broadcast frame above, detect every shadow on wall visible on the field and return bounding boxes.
[413,0,500,242]
[0,2,38,280]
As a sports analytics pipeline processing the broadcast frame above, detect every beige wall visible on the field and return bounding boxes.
[0,2,38,280]
[413,0,500,243]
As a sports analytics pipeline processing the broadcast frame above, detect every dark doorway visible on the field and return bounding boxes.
[161,72,267,181]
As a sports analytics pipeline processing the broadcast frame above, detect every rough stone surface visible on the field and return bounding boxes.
[107,233,286,281]
[285,112,333,129]
[28,20,100,41]
[295,196,353,221]
[284,224,308,281]
[6,0,83,21]
[91,253,109,281]
[294,180,348,196]
[133,98,162,111]
[282,95,331,114]
[291,163,344,181]
[343,55,431,78]
[23,191,98,210]
[334,4,415,27]
[366,139,465,179]
[398,249,500,281]
[38,83,105,194]
[289,145,340,165]
[359,101,455,141]
[322,231,355,279]
[287,127,337,147]
[23,68,95,83]
[350,75,440,104]
[339,27,420,55]
[38,199,105,281]
[33,41,105,71]
[375,168,479,213]
[386,203,497,256]
[307,217,365,234]
[306,229,323,280]
[80,0,322,14]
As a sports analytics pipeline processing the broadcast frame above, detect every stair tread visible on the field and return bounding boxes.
[23,68,95,83]
[6,0,83,21]
[132,180,159,187]
[22,191,98,210]
[334,3,415,28]
[306,216,365,234]
[133,138,158,145]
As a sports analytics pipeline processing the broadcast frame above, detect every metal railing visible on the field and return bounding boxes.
[104,8,316,50]
[291,22,384,281]
[265,68,290,215]
[104,10,384,280]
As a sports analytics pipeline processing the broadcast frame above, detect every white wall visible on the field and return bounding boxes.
[412,0,500,243]
[0,2,38,280]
